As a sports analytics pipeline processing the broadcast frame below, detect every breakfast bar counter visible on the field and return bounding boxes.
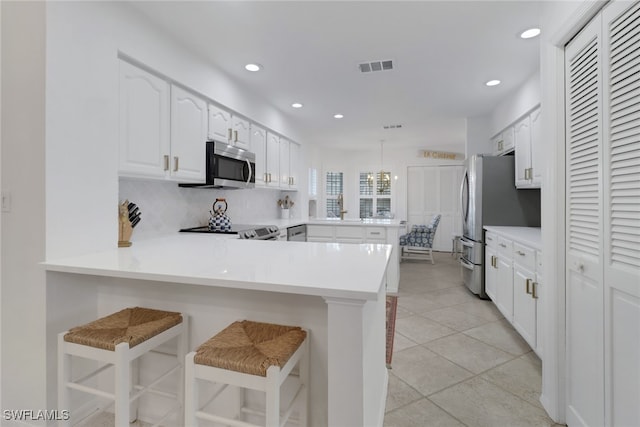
[44,234,392,426]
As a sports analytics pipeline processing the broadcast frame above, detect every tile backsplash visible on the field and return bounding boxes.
[119,178,298,241]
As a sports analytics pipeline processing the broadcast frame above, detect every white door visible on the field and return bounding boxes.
[496,256,513,321]
[530,107,543,187]
[266,132,280,187]
[289,142,300,190]
[565,14,604,427]
[407,166,464,252]
[513,265,536,348]
[279,138,290,188]
[485,246,497,300]
[602,2,640,426]
[514,116,532,187]
[170,85,207,182]
[118,61,170,178]
[231,116,250,150]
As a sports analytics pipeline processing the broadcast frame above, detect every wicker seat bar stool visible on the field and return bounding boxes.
[57,307,188,426]
[185,320,309,427]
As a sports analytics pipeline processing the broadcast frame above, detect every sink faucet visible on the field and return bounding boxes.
[337,193,347,220]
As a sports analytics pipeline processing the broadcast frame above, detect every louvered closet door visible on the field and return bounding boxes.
[565,14,605,427]
[603,2,640,426]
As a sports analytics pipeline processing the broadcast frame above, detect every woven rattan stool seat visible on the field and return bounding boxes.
[194,320,307,377]
[64,307,183,351]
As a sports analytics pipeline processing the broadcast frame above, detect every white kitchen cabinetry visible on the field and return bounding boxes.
[279,138,290,188]
[118,61,205,182]
[484,232,498,301]
[170,85,207,182]
[118,61,170,179]
[515,106,542,189]
[484,227,542,355]
[495,236,514,321]
[251,125,268,187]
[207,104,250,151]
[492,126,515,156]
[288,142,300,190]
[264,132,281,187]
[512,243,537,348]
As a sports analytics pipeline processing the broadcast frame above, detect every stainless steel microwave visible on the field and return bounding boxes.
[179,140,256,189]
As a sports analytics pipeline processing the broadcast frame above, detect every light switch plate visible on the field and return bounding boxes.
[1,191,11,213]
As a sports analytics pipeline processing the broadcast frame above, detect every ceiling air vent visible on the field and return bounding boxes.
[383,124,403,129]
[359,59,394,73]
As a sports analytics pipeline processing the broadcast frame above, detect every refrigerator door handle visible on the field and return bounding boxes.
[460,258,475,271]
[460,238,474,248]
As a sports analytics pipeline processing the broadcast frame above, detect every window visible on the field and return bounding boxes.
[325,172,343,217]
[359,171,392,218]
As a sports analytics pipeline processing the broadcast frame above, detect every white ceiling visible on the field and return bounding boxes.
[130,1,541,152]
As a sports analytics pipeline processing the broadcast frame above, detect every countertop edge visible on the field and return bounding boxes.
[483,226,542,250]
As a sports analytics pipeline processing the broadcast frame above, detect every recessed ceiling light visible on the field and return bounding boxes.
[244,63,262,72]
[520,28,541,39]
[334,114,344,119]
[291,103,303,108]
[485,80,501,87]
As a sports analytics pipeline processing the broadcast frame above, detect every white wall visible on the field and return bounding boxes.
[489,71,541,137]
[1,1,48,420]
[466,115,492,157]
[314,146,463,222]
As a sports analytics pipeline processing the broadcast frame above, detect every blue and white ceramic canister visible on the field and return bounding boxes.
[209,198,232,232]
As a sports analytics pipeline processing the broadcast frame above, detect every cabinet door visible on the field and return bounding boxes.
[496,256,514,321]
[485,247,497,301]
[530,107,542,187]
[289,142,300,190]
[208,104,232,142]
[231,116,251,150]
[513,264,537,349]
[502,126,515,152]
[170,86,207,182]
[265,132,280,187]
[250,125,267,187]
[514,116,532,188]
[491,133,503,156]
[118,61,170,178]
[279,138,290,188]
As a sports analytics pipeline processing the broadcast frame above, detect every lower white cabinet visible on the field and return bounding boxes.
[484,228,542,355]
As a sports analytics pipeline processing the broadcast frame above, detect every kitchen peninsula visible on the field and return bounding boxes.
[44,234,392,426]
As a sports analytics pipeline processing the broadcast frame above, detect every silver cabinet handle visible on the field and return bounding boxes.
[517,251,526,256]
[486,237,493,241]
[173,156,179,172]
[370,232,381,235]
[228,128,232,141]
[164,155,169,171]
[526,278,531,294]
[234,130,238,142]
[499,243,507,248]
[532,282,538,299]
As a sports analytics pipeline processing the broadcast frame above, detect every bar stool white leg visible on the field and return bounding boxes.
[265,365,280,427]
[298,337,309,427]
[114,342,130,427]
[57,333,71,427]
[130,356,139,423]
[184,352,198,427]
[177,318,189,426]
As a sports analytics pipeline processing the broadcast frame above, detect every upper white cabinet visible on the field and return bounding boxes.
[289,142,300,190]
[170,86,207,182]
[279,137,290,188]
[492,127,515,156]
[118,61,170,179]
[207,104,250,151]
[251,124,268,187]
[119,61,205,182]
[265,132,281,187]
[515,106,542,189]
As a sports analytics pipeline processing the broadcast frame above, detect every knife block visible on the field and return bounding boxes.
[118,202,133,247]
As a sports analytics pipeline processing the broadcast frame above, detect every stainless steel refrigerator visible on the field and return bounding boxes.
[460,155,541,298]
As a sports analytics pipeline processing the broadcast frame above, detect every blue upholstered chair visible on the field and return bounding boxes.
[399,214,442,264]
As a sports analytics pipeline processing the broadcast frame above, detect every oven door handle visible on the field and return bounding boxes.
[245,159,253,185]
[460,258,475,271]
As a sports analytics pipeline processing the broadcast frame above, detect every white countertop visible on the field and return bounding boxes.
[43,234,392,300]
[306,218,405,227]
[483,226,542,249]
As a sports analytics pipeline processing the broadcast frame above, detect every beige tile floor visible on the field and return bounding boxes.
[385,252,564,427]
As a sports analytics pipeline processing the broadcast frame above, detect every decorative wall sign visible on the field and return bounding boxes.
[419,150,464,160]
